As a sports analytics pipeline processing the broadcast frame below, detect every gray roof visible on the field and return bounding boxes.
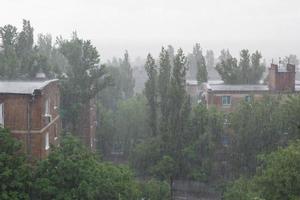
[207,84,269,92]
[0,79,58,95]
[187,79,224,86]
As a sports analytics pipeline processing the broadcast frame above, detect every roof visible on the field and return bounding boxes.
[0,79,58,95]
[186,79,224,86]
[206,84,269,92]
[205,83,300,92]
[186,80,198,85]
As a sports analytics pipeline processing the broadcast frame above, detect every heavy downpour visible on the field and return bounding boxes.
[0,0,300,200]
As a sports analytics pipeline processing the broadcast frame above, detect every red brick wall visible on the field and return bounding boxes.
[207,92,265,112]
[0,80,61,160]
[268,64,295,91]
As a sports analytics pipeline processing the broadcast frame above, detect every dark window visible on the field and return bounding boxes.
[245,95,252,102]
[222,96,231,106]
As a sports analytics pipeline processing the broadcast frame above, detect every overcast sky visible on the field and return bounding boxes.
[1,0,300,62]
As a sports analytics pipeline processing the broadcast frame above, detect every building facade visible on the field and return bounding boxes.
[200,63,300,112]
[0,79,61,160]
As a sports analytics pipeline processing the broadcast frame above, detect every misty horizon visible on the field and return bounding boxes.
[1,0,299,62]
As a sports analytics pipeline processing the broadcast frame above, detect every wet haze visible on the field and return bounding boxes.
[1,0,300,62]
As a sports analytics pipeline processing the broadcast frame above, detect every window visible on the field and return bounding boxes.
[45,98,50,115]
[245,95,252,102]
[0,103,4,127]
[45,132,49,150]
[222,96,231,106]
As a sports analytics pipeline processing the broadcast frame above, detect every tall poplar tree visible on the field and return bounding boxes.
[166,48,191,172]
[158,47,172,132]
[144,54,158,136]
[120,50,135,99]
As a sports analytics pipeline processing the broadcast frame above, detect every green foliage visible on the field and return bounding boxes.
[139,179,170,200]
[98,65,123,110]
[0,128,31,200]
[130,137,162,176]
[254,140,300,200]
[96,103,116,157]
[224,140,300,200]
[132,48,224,185]
[150,155,177,181]
[120,50,135,99]
[114,94,149,156]
[283,54,299,67]
[228,95,300,177]
[97,94,149,158]
[158,47,171,132]
[282,95,300,140]
[187,43,208,83]
[181,105,223,181]
[144,53,158,136]
[216,49,265,84]
[32,135,139,200]
[223,177,262,200]
[58,33,111,132]
[0,20,65,79]
[205,50,215,69]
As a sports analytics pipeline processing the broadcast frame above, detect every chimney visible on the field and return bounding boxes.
[268,63,295,92]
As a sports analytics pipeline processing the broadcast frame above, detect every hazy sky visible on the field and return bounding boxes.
[1,0,300,62]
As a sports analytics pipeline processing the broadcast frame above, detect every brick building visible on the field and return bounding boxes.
[200,63,300,112]
[0,79,61,159]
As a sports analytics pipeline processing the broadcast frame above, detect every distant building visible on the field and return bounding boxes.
[200,63,300,112]
[186,80,223,103]
[0,79,61,159]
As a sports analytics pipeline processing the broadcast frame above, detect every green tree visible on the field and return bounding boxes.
[249,51,265,84]
[283,54,299,67]
[0,128,31,200]
[32,135,139,200]
[144,53,158,136]
[216,49,265,84]
[205,50,215,69]
[223,177,261,200]
[216,49,239,84]
[139,179,170,200]
[187,43,208,82]
[158,47,172,133]
[194,43,207,83]
[0,24,20,78]
[253,140,300,200]
[130,137,162,176]
[120,50,135,99]
[15,19,36,77]
[282,95,300,140]
[98,65,123,110]
[114,94,149,156]
[58,33,111,133]
[161,48,191,188]
[229,96,285,177]
[96,103,116,158]
[224,140,300,200]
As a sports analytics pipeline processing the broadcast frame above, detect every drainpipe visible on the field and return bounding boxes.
[27,94,35,160]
